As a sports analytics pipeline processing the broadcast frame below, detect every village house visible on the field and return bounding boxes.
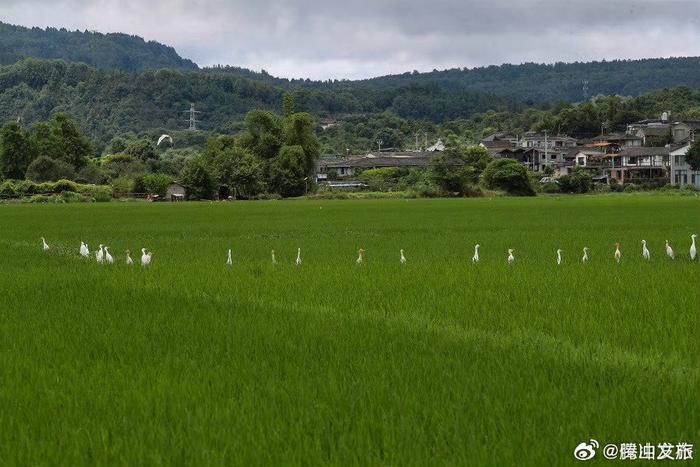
[604,146,670,185]
[165,182,187,201]
[317,144,447,181]
[670,143,700,188]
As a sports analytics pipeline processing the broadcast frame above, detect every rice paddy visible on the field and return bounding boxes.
[0,195,698,466]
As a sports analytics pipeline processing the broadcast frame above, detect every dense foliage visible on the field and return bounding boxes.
[209,57,700,107]
[5,57,700,154]
[0,22,197,71]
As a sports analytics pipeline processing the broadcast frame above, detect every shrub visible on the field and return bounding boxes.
[112,177,135,198]
[93,186,113,202]
[558,168,593,194]
[137,173,173,196]
[76,164,107,184]
[52,179,79,193]
[482,159,535,196]
[25,194,53,203]
[60,191,91,203]
[541,182,561,194]
[25,156,76,182]
[609,179,625,192]
[14,180,39,195]
[0,180,17,198]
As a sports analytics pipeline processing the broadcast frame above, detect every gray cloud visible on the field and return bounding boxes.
[2,0,700,79]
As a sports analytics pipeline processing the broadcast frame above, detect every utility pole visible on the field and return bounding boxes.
[183,103,201,131]
[423,132,428,150]
[544,130,548,169]
[415,132,420,151]
[377,139,383,153]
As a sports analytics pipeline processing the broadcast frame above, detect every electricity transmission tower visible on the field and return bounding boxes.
[582,80,589,101]
[183,103,202,131]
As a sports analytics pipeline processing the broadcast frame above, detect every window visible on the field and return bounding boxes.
[577,157,585,166]
[550,155,557,160]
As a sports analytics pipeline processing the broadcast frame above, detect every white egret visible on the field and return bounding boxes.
[356,248,365,265]
[157,134,173,146]
[690,234,697,261]
[614,243,621,263]
[104,247,114,264]
[556,249,563,265]
[296,248,302,266]
[125,250,134,266]
[96,244,104,263]
[141,248,152,266]
[400,249,407,265]
[472,244,480,263]
[581,247,589,263]
[271,250,277,265]
[665,240,675,260]
[641,240,650,260]
[507,249,515,264]
[226,249,233,266]
[41,237,49,252]
[80,242,89,257]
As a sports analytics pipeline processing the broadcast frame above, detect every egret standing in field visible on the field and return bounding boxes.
[226,249,233,266]
[41,237,49,252]
[472,244,480,263]
[296,248,302,266]
[80,242,89,257]
[104,247,114,264]
[507,249,515,265]
[271,250,277,265]
[690,234,697,261]
[96,244,104,263]
[665,240,675,260]
[141,248,152,267]
[125,250,134,265]
[614,243,621,263]
[556,249,563,265]
[356,249,365,265]
[581,247,589,263]
[641,240,651,260]
[400,249,407,265]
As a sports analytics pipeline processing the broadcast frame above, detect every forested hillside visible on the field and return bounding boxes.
[0,22,197,71]
[0,59,520,150]
[206,57,700,105]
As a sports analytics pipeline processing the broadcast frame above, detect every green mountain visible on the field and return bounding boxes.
[0,22,197,72]
[206,57,700,105]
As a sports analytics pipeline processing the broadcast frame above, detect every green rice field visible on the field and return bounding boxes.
[0,196,698,466]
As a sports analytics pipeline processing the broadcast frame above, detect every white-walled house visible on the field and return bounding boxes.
[670,144,700,188]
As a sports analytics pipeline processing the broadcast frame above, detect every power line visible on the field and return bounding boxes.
[183,103,202,131]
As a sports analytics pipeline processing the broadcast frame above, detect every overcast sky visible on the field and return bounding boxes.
[2,0,700,80]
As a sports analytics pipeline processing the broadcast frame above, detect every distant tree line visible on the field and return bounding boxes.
[0,22,197,71]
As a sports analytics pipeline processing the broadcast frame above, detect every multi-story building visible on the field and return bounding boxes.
[670,144,700,189]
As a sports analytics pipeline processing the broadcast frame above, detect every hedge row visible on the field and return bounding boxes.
[0,179,112,201]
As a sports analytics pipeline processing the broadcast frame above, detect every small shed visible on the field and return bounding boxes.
[166,182,187,201]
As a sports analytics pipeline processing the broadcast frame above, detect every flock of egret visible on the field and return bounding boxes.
[41,238,153,266]
[39,234,697,266]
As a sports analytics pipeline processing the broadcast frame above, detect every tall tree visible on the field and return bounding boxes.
[50,113,92,169]
[30,122,59,160]
[240,110,283,160]
[0,121,33,179]
[283,113,320,177]
[269,145,307,197]
[282,92,296,117]
[685,139,700,171]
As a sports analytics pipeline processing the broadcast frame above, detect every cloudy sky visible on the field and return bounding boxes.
[2,0,700,80]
